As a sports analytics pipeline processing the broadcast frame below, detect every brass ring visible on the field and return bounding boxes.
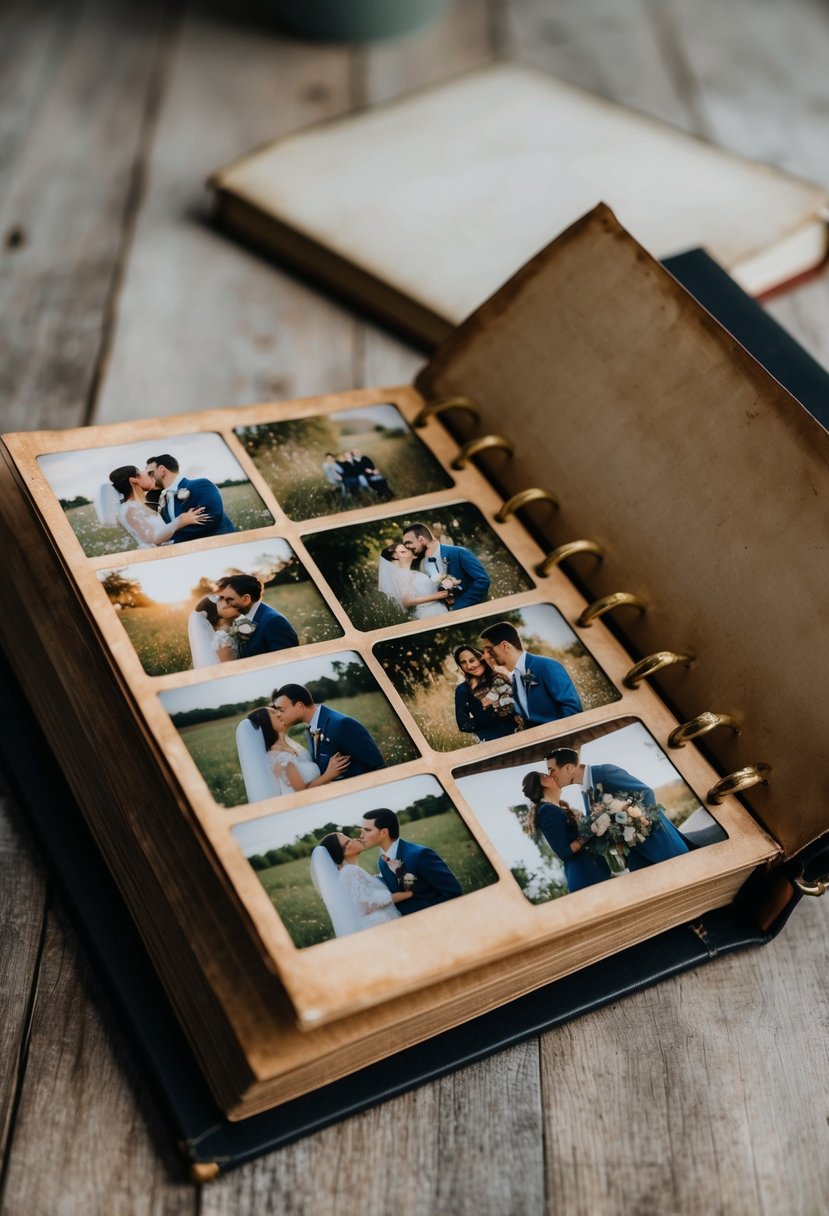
[794,875,827,897]
[413,395,481,428]
[668,712,741,749]
[623,651,695,689]
[707,763,771,805]
[451,434,514,470]
[495,487,559,523]
[537,539,605,576]
[577,592,646,628]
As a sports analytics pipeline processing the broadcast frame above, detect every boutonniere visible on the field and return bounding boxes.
[387,858,417,890]
[519,670,540,691]
[176,488,190,501]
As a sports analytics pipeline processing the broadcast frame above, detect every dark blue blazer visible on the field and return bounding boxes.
[454,681,517,742]
[239,602,298,657]
[308,704,385,779]
[423,544,490,611]
[537,802,612,892]
[584,763,689,869]
[164,477,236,543]
[378,838,462,915]
[515,653,582,725]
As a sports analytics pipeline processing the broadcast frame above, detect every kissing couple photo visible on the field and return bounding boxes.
[97,538,340,676]
[302,503,533,632]
[41,433,272,557]
[235,775,497,947]
[160,654,418,808]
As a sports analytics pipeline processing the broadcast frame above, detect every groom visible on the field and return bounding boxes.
[271,683,385,778]
[359,808,462,915]
[215,574,299,655]
[479,621,582,726]
[545,747,690,868]
[401,523,490,611]
[145,453,236,542]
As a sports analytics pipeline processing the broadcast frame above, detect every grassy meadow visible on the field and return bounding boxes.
[178,690,420,808]
[255,811,498,948]
[65,483,273,557]
[236,410,452,520]
[117,581,340,676]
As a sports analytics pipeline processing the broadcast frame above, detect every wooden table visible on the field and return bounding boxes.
[2,2,828,1211]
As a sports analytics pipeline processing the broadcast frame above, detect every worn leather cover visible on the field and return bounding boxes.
[3,250,827,1174]
[418,208,829,858]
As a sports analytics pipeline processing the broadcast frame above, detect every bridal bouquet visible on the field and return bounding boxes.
[474,674,516,718]
[578,788,661,875]
[227,617,257,646]
[387,858,421,892]
[430,571,462,605]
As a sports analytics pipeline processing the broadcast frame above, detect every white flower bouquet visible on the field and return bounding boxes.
[578,787,661,875]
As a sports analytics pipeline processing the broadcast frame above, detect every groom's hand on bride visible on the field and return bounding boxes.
[322,753,350,782]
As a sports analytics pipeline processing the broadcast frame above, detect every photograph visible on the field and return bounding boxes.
[159,652,420,808]
[38,434,274,558]
[232,775,498,948]
[97,538,342,676]
[234,403,453,520]
[373,604,620,751]
[454,718,727,904]
[302,503,534,631]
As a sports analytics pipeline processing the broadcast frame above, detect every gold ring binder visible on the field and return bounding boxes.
[577,592,646,628]
[537,539,605,576]
[668,711,741,749]
[623,651,695,689]
[451,434,515,470]
[794,875,827,897]
[707,763,771,805]
[495,487,558,523]
[413,395,481,428]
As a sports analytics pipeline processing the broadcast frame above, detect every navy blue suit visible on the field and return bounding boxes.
[308,704,385,779]
[422,544,490,611]
[514,653,582,726]
[378,838,462,915]
[537,802,611,891]
[163,476,236,543]
[454,681,517,742]
[239,602,298,657]
[584,764,689,869]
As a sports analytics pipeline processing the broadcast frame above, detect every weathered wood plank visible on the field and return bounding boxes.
[0,895,197,1216]
[0,0,174,433]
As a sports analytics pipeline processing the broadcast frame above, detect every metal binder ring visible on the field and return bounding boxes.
[623,651,695,689]
[577,592,646,628]
[537,539,605,576]
[707,763,771,805]
[451,434,514,470]
[495,487,559,523]
[794,875,827,897]
[668,712,741,749]
[413,396,481,428]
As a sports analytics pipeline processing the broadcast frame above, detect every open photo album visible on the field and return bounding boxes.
[1,206,824,1130]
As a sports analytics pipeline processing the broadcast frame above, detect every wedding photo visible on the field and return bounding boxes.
[302,504,534,631]
[373,604,620,751]
[234,403,453,520]
[38,434,274,557]
[232,775,498,948]
[97,538,342,676]
[453,719,726,904]
[158,652,419,807]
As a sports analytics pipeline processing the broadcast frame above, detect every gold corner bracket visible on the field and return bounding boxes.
[668,711,741,749]
[413,395,481,428]
[707,763,771,805]
[495,487,559,523]
[623,651,695,689]
[537,538,605,577]
[451,434,514,470]
[577,591,646,628]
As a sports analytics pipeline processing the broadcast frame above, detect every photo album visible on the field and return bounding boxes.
[1,206,825,1135]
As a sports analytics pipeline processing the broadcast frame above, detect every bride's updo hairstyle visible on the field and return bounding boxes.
[380,543,399,562]
[318,833,346,867]
[109,465,140,502]
[195,596,220,628]
[521,768,577,836]
[247,707,278,750]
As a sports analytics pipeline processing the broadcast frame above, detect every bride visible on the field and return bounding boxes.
[187,595,242,669]
[309,833,411,936]
[378,541,450,619]
[235,706,349,803]
[94,465,207,548]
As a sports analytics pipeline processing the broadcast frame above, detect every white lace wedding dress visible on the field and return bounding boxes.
[117,500,178,549]
[187,613,239,669]
[378,562,449,619]
[337,866,400,929]
[236,719,320,804]
[266,747,321,795]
